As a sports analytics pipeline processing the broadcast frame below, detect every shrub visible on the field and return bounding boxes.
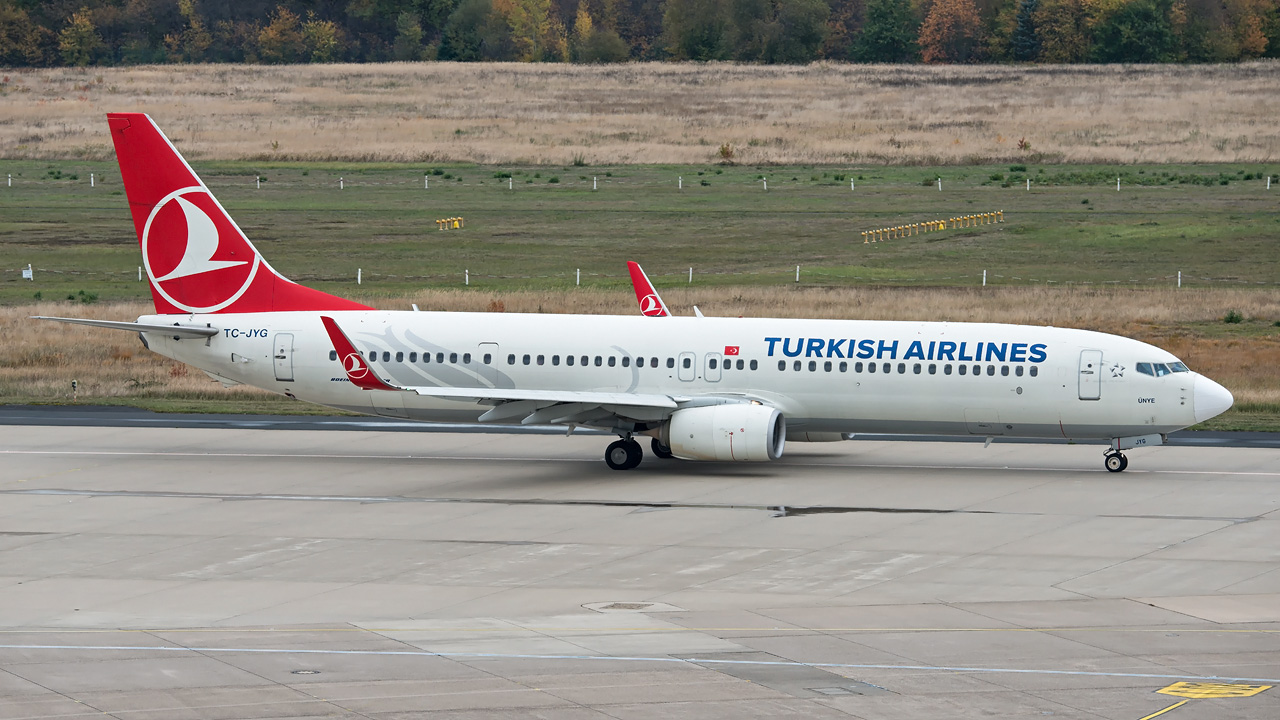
[571,152,587,167]
[548,176,559,183]
[1224,310,1244,324]
[1009,164,1027,172]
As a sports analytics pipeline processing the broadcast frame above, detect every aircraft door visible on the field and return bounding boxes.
[678,352,696,382]
[1079,349,1102,400]
[477,342,500,385]
[705,352,722,382]
[273,333,294,382]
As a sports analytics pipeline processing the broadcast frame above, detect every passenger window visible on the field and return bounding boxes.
[382,352,391,362]
[737,359,745,370]
[824,361,832,372]
[410,352,418,362]
[944,364,952,375]
[622,357,630,368]
[868,362,877,373]
[482,353,491,364]
[436,352,444,363]
[987,365,995,376]
[1030,366,1039,377]
[808,360,817,371]
[595,356,603,367]
[608,356,616,367]
[1001,365,1009,376]
[523,354,531,365]
[972,365,980,376]
[463,353,471,364]
[928,363,936,375]
[883,363,891,374]
[553,355,561,366]
[682,357,691,369]
[567,355,575,366]
[507,354,515,365]
[636,356,644,367]
[1136,362,1154,376]
[710,358,718,370]
[794,360,802,371]
[839,361,847,372]
[1016,366,1024,377]
[422,353,431,364]
[449,353,458,363]
[537,355,545,365]
[329,350,337,361]
[396,352,404,362]
[749,360,758,370]
[582,355,589,366]
[855,362,863,373]
[898,363,906,374]
[778,360,786,371]
[959,365,967,376]
[913,363,921,374]
[653,358,660,368]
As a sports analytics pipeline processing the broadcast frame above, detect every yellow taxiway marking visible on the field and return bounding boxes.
[1157,681,1271,699]
[1138,700,1188,720]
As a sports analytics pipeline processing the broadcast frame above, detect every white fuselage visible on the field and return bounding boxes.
[141,311,1204,440]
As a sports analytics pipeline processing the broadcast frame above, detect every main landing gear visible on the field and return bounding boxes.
[650,438,674,459]
[605,437,643,470]
[1104,450,1129,473]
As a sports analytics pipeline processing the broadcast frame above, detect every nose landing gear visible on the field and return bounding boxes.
[605,437,643,470]
[1104,450,1128,473]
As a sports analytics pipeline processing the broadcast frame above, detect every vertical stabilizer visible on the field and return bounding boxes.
[107,113,369,314]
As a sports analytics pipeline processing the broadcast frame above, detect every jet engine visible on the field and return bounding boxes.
[660,404,785,462]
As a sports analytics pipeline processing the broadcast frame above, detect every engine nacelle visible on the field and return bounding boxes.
[662,404,785,462]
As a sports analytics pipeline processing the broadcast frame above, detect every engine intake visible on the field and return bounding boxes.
[662,404,785,462]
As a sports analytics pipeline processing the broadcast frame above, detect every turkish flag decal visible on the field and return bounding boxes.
[724,346,740,356]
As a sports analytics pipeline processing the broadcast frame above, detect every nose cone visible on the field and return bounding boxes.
[1193,375,1234,424]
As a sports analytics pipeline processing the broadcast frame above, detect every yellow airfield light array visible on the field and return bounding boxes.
[862,211,1003,243]
[437,217,465,230]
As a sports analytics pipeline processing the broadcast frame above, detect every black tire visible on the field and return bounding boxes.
[1117,453,1129,472]
[651,438,674,459]
[1104,453,1125,473]
[606,440,632,470]
[622,438,643,469]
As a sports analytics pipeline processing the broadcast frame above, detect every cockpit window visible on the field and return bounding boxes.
[1153,363,1171,377]
[1169,362,1189,373]
[1136,362,1153,376]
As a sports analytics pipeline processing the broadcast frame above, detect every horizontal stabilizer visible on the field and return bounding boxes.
[32,316,219,338]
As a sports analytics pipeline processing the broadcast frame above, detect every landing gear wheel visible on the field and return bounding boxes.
[1104,452,1128,473]
[651,438,674,459]
[605,439,643,470]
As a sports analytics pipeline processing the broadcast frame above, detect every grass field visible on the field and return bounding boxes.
[2,63,1276,430]
[2,62,1278,165]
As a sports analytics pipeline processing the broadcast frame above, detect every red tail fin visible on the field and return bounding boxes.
[626,261,670,317]
[107,113,369,314]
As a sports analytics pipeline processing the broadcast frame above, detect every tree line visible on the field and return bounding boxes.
[2,0,1277,67]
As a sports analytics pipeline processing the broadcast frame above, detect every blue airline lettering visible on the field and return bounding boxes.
[762,336,1049,362]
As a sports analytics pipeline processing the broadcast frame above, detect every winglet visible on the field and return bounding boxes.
[626,261,670,317]
[320,316,402,391]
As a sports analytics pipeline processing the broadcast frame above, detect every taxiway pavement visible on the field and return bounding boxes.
[1,421,1278,719]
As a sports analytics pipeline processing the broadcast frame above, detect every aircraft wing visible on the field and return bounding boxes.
[626,261,671,317]
[32,316,220,338]
[321,316,682,427]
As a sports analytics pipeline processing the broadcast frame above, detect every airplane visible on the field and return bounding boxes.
[35,113,1234,472]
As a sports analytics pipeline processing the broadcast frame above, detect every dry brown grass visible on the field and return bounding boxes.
[4,287,1277,406]
[2,62,1277,165]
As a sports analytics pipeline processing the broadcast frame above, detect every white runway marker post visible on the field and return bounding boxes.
[576,268,580,286]
[509,177,513,190]
[465,270,469,286]
[1117,177,1120,191]
[357,268,361,285]
[90,173,94,187]
[340,177,344,190]
[678,176,682,190]
[937,177,942,191]
[688,267,692,283]
[796,265,800,283]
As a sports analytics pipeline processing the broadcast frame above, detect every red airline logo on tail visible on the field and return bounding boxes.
[108,112,370,315]
[320,316,401,391]
[627,261,670,317]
